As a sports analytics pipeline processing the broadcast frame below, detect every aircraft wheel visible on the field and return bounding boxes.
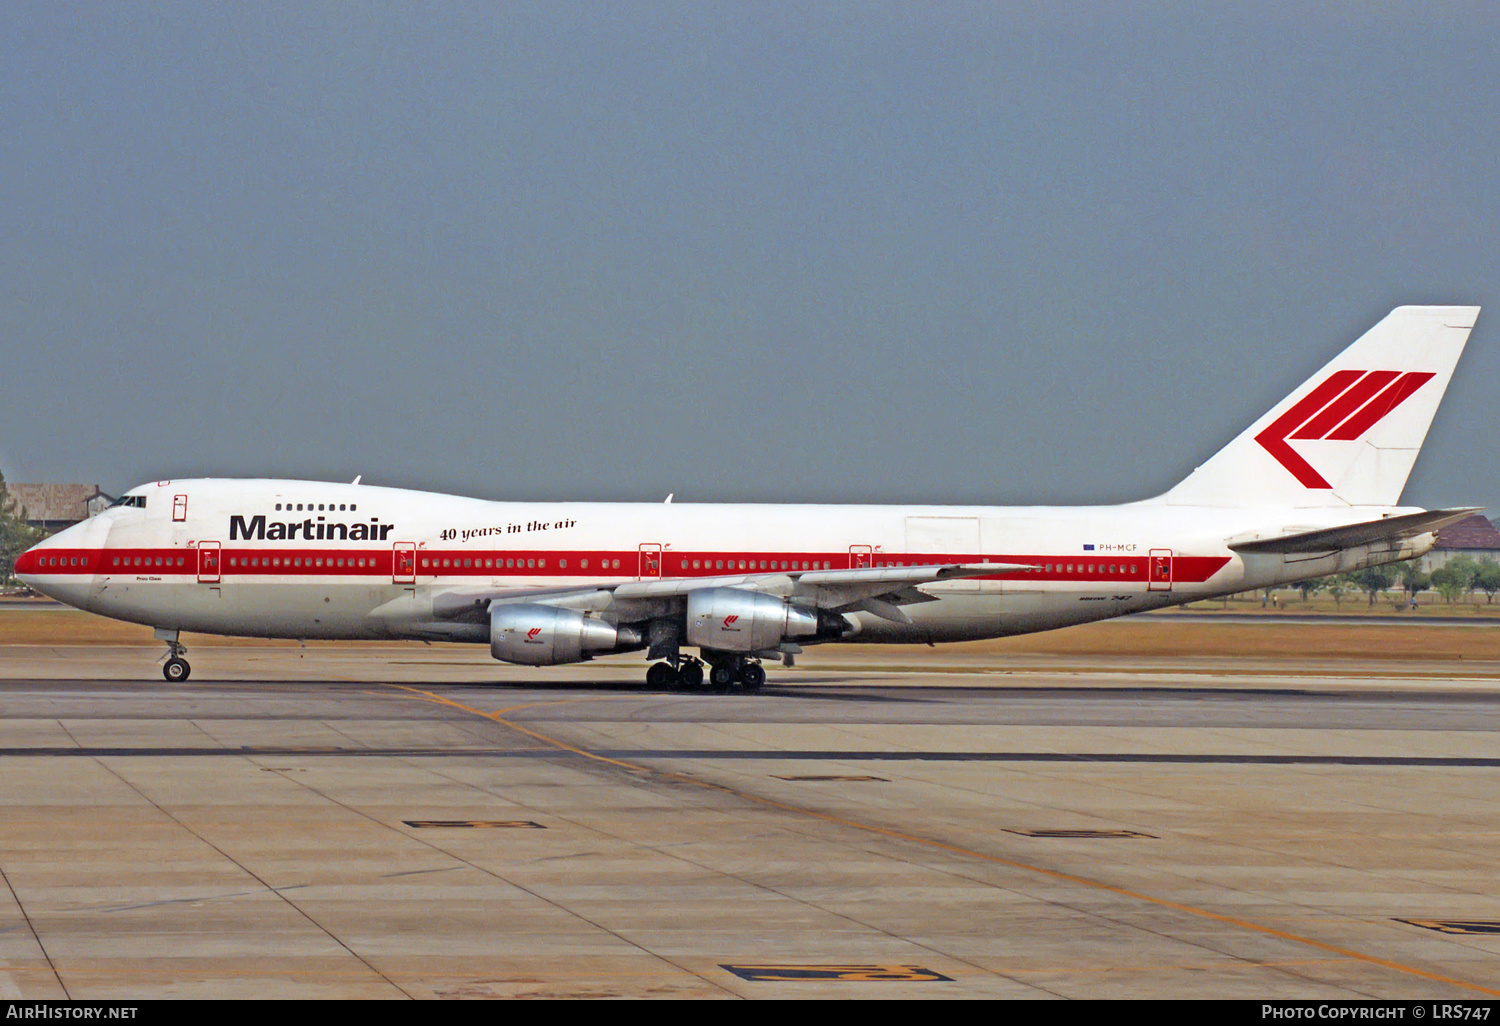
[709,663,735,690]
[646,662,677,688]
[738,663,766,690]
[163,657,191,683]
[676,661,704,690]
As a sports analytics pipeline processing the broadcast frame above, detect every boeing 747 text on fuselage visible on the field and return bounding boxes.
[18,306,1481,688]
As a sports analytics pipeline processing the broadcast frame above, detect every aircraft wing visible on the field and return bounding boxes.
[611,562,1034,598]
[430,561,1035,623]
[1227,507,1481,554]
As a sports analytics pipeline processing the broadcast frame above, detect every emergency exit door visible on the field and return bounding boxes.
[638,544,662,579]
[197,541,221,583]
[393,543,416,584]
[1148,549,1173,591]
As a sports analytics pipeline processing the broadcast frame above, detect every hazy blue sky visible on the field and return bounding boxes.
[3,3,1497,510]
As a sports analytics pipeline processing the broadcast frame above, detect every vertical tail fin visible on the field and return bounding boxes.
[1157,305,1478,508]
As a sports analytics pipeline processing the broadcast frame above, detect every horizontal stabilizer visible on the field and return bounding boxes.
[1228,507,1482,554]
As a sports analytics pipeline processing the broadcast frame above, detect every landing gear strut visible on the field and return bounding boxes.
[157,628,191,683]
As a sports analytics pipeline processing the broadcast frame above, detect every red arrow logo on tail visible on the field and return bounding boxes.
[1254,370,1434,487]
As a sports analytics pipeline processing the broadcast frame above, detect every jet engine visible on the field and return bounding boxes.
[685,587,848,652]
[490,604,640,665]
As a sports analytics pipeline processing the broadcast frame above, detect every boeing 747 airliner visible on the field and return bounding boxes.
[17,306,1481,688]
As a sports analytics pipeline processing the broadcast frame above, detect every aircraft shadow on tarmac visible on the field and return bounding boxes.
[116,677,1500,707]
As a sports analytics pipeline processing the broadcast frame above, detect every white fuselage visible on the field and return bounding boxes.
[18,306,1476,676]
[18,478,1430,648]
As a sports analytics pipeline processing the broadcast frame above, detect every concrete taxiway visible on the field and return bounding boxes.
[1,638,1499,999]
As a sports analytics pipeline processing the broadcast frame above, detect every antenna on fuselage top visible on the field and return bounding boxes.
[664,493,673,503]
[352,475,362,485]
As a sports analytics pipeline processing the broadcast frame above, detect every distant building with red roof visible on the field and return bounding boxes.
[1421,514,1500,571]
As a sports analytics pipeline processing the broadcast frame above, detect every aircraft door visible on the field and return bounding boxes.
[848,545,873,569]
[638,544,662,579]
[393,543,416,584]
[197,541,221,584]
[1148,549,1173,591]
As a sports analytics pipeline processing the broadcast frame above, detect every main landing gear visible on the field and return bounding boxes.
[156,629,191,683]
[645,655,764,692]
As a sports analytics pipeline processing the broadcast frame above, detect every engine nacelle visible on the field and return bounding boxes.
[490,604,637,665]
[686,587,839,653]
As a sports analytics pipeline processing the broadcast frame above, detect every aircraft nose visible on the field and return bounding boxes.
[14,540,43,581]
[13,520,100,600]
[14,537,53,590]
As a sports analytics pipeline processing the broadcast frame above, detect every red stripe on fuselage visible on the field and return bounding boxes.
[21,547,1232,585]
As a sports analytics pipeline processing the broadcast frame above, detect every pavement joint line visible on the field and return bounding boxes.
[0,862,68,999]
[385,683,1500,999]
[254,710,740,1000]
[51,719,419,1000]
[381,685,1048,992]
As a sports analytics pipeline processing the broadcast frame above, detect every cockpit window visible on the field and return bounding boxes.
[108,495,146,509]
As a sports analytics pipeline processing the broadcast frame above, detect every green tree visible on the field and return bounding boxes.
[1396,562,1430,605]
[1431,564,1471,605]
[1295,578,1325,602]
[1436,555,1479,605]
[1325,576,1349,607]
[1347,568,1395,608]
[1472,559,1500,604]
[0,471,45,587]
